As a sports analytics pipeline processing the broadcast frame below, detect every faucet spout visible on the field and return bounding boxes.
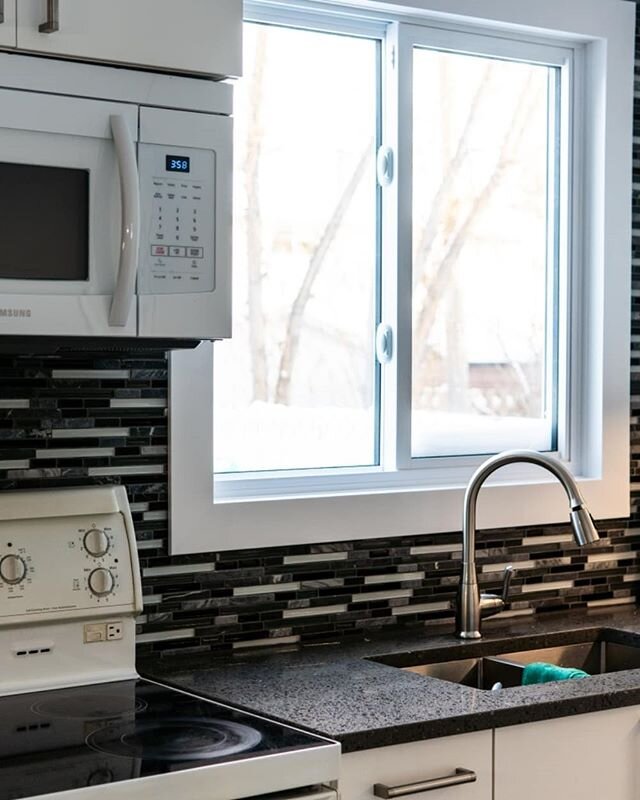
[457,450,599,639]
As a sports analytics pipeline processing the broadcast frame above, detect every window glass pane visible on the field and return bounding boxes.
[214,22,379,474]
[411,48,558,458]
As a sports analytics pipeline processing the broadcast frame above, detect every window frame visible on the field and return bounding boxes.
[390,24,572,469]
[169,0,632,555]
[214,6,385,477]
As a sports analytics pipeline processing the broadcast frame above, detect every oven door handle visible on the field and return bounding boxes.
[274,791,337,800]
[109,114,140,327]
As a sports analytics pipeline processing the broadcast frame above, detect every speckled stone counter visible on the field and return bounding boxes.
[140,607,640,752]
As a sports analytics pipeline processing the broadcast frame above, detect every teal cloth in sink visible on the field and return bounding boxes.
[522,662,590,685]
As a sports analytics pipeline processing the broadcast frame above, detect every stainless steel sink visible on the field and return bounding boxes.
[370,631,640,691]
[402,655,525,690]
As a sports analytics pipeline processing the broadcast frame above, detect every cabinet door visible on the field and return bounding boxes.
[340,731,492,800]
[0,0,16,48]
[17,0,242,77]
[495,707,640,800]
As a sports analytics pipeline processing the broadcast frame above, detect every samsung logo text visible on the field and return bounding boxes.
[0,308,32,318]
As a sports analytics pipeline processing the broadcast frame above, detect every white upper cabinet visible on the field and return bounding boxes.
[0,1,16,48]
[15,0,242,77]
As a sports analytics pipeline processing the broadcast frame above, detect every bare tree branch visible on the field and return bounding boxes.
[274,139,375,405]
[412,74,541,400]
[412,62,495,287]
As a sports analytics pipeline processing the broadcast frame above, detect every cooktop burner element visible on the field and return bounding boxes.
[87,717,263,761]
[0,679,331,800]
[32,693,148,721]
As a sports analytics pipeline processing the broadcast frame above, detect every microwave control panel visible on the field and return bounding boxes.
[138,144,216,295]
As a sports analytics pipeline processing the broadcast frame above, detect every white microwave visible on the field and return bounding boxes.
[0,53,232,352]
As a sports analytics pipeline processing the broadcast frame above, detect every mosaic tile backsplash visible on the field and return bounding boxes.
[1,9,640,660]
[0,349,638,660]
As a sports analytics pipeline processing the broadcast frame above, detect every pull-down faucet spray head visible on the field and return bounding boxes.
[569,505,600,546]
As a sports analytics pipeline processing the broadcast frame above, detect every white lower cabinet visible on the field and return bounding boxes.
[494,706,640,800]
[340,730,492,800]
[341,705,640,800]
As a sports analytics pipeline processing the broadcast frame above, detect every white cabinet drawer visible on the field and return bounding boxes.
[340,731,492,800]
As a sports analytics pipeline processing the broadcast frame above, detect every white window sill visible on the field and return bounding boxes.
[169,342,629,554]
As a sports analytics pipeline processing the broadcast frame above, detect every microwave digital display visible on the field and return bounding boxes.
[165,155,191,173]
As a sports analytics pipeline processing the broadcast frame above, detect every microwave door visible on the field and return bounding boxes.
[0,88,138,339]
[137,106,232,341]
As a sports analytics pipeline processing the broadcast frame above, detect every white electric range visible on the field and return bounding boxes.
[0,487,340,800]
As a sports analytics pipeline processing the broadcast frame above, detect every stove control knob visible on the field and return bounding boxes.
[88,568,115,597]
[83,528,110,558]
[0,554,26,585]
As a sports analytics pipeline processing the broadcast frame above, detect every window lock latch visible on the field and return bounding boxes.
[376,146,394,187]
[376,324,393,364]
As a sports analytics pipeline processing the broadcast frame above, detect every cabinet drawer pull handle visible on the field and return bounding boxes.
[373,768,477,797]
[39,0,59,33]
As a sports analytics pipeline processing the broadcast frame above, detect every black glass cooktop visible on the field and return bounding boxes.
[0,678,326,800]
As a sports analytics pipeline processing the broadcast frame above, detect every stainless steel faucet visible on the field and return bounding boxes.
[456,449,600,639]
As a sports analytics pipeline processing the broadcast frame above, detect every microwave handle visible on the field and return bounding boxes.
[109,115,140,327]
[0,2,4,24]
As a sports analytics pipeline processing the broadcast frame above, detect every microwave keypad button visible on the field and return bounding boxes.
[139,143,215,296]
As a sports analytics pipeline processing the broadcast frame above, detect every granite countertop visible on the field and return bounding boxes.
[140,606,640,753]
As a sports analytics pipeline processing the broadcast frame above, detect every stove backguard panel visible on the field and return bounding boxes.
[0,486,140,695]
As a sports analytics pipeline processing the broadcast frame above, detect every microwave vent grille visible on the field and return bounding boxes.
[0,337,203,355]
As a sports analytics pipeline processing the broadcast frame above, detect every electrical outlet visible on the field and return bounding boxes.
[106,622,123,641]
